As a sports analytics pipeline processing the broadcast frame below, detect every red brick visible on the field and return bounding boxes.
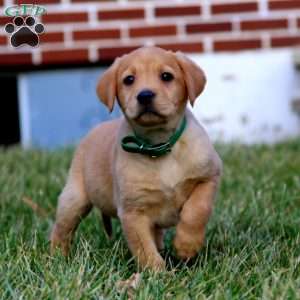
[42,12,88,24]
[15,0,59,4]
[39,32,64,43]
[0,16,12,26]
[212,2,258,14]
[130,25,176,38]
[42,49,88,64]
[214,38,262,52]
[157,42,203,53]
[271,36,300,47]
[269,0,300,10]
[98,9,144,21]
[155,6,201,17]
[0,35,7,45]
[0,53,32,65]
[241,19,288,31]
[98,46,140,60]
[186,22,232,34]
[73,29,120,41]
[72,0,114,2]
[0,0,4,6]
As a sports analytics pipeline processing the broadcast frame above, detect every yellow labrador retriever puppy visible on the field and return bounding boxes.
[51,46,222,270]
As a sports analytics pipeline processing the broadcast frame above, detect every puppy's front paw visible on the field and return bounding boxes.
[173,227,204,260]
[151,256,166,271]
[50,224,71,256]
[137,254,166,271]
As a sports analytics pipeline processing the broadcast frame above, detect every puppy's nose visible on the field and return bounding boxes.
[137,89,156,105]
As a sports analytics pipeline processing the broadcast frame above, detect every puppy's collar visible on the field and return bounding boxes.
[121,116,187,158]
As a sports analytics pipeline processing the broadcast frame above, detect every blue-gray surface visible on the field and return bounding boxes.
[21,67,120,149]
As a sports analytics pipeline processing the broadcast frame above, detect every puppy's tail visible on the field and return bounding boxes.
[101,213,113,239]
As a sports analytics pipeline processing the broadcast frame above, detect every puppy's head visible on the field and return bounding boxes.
[97,47,206,127]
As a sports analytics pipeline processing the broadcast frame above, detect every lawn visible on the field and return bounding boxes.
[0,140,299,299]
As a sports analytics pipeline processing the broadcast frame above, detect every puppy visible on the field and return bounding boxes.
[50,46,222,270]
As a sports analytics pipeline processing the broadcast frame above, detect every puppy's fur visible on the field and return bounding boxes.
[50,47,222,270]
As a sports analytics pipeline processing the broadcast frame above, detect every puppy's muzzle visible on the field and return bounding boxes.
[137,89,156,106]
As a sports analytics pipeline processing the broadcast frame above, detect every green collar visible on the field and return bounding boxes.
[121,116,187,157]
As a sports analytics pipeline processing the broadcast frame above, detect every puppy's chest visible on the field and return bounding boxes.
[159,153,200,201]
[147,155,201,227]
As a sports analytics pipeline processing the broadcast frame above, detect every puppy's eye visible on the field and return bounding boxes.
[161,72,174,82]
[123,75,135,86]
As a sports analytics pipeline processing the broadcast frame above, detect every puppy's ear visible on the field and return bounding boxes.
[96,58,120,112]
[175,52,206,106]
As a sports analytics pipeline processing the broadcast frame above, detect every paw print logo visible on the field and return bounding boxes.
[4,16,44,48]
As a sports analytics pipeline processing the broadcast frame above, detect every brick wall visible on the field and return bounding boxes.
[0,0,300,67]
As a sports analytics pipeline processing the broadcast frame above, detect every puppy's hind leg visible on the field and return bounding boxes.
[51,178,92,256]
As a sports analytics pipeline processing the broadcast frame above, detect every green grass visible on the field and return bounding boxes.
[0,140,299,299]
